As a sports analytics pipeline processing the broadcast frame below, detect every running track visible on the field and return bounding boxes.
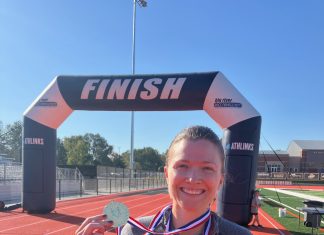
[2,185,321,235]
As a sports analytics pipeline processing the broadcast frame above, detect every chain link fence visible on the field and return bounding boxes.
[1,164,167,205]
[0,163,22,205]
[93,166,166,195]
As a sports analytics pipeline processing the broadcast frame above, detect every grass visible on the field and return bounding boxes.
[284,189,324,199]
[260,188,324,235]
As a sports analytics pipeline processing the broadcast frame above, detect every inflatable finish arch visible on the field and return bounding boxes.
[23,71,261,225]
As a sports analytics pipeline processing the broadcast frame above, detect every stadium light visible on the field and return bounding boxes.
[130,0,147,174]
[136,0,147,7]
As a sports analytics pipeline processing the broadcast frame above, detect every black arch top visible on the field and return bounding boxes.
[24,71,259,130]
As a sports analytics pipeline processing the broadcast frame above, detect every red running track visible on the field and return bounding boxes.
[0,187,296,235]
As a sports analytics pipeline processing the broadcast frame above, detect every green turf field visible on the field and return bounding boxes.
[260,189,324,235]
[284,189,324,199]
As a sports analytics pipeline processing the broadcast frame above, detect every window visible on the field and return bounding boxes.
[266,164,281,172]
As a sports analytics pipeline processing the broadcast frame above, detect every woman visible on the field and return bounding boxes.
[76,126,251,235]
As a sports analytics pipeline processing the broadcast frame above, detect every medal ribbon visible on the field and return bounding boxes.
[117,204,211,235]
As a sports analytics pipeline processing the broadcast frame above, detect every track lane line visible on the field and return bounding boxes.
[0,194,169,233]
[259,211,288,235]
[0,191,163,223]
[46,197,171,234]
[0,194,167,232]
[0,193,167,230]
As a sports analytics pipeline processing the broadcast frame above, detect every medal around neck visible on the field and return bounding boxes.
[104,201,129,227]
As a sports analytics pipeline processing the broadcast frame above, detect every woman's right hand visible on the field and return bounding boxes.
[75,214,113,235]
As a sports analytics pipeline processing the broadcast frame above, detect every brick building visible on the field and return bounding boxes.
[258,150,289,172]
[258,140,324,173]
[287,140,324,172]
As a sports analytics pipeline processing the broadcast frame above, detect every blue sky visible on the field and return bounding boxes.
[1,0,324,154]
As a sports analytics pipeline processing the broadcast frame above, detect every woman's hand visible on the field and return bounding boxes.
[75,214,113,235]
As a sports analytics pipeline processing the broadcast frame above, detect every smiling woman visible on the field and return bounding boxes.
[76,126,252,235]
[164,125,225,224]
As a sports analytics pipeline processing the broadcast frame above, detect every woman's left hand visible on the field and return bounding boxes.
[75,214,113,235]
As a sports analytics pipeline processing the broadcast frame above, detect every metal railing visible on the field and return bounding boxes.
[256,171,324,186]
[97,166,165,179]
[257,172,324,181]
[0,164,167,205]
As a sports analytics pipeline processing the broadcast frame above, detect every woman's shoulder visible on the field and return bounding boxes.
[120,215,154,235]
[213,213,252,235]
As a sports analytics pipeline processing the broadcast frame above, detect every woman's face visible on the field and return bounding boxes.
[164,139,224,214]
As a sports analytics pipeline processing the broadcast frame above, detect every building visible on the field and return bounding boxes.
[258,150,289,172]
[258,140,324,173]
[287,140,324,172]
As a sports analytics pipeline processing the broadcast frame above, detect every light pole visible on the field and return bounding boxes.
[131,0,147,174]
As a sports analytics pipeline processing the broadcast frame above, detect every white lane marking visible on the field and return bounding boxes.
[265,188,324,202]
[45,196,170,234]
[0,194,169,233]
[259,211,285,235]
[0,191,160,223]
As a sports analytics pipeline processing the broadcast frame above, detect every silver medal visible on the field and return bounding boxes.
[103,201,129,227]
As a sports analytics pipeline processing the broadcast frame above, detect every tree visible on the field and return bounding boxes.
[63,133,113,166]
[133,147,164,171]
[84,133,113,166]
[159,151,167,171]
[63,135,91,165]
[56,138,67,165]
[121,151,130,168]
[0,121,22,162]
[121,148,164,171]
[0,121,6,154]
[110,152,126,168]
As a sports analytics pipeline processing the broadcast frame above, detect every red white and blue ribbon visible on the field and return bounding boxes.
[117,204,211,235]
